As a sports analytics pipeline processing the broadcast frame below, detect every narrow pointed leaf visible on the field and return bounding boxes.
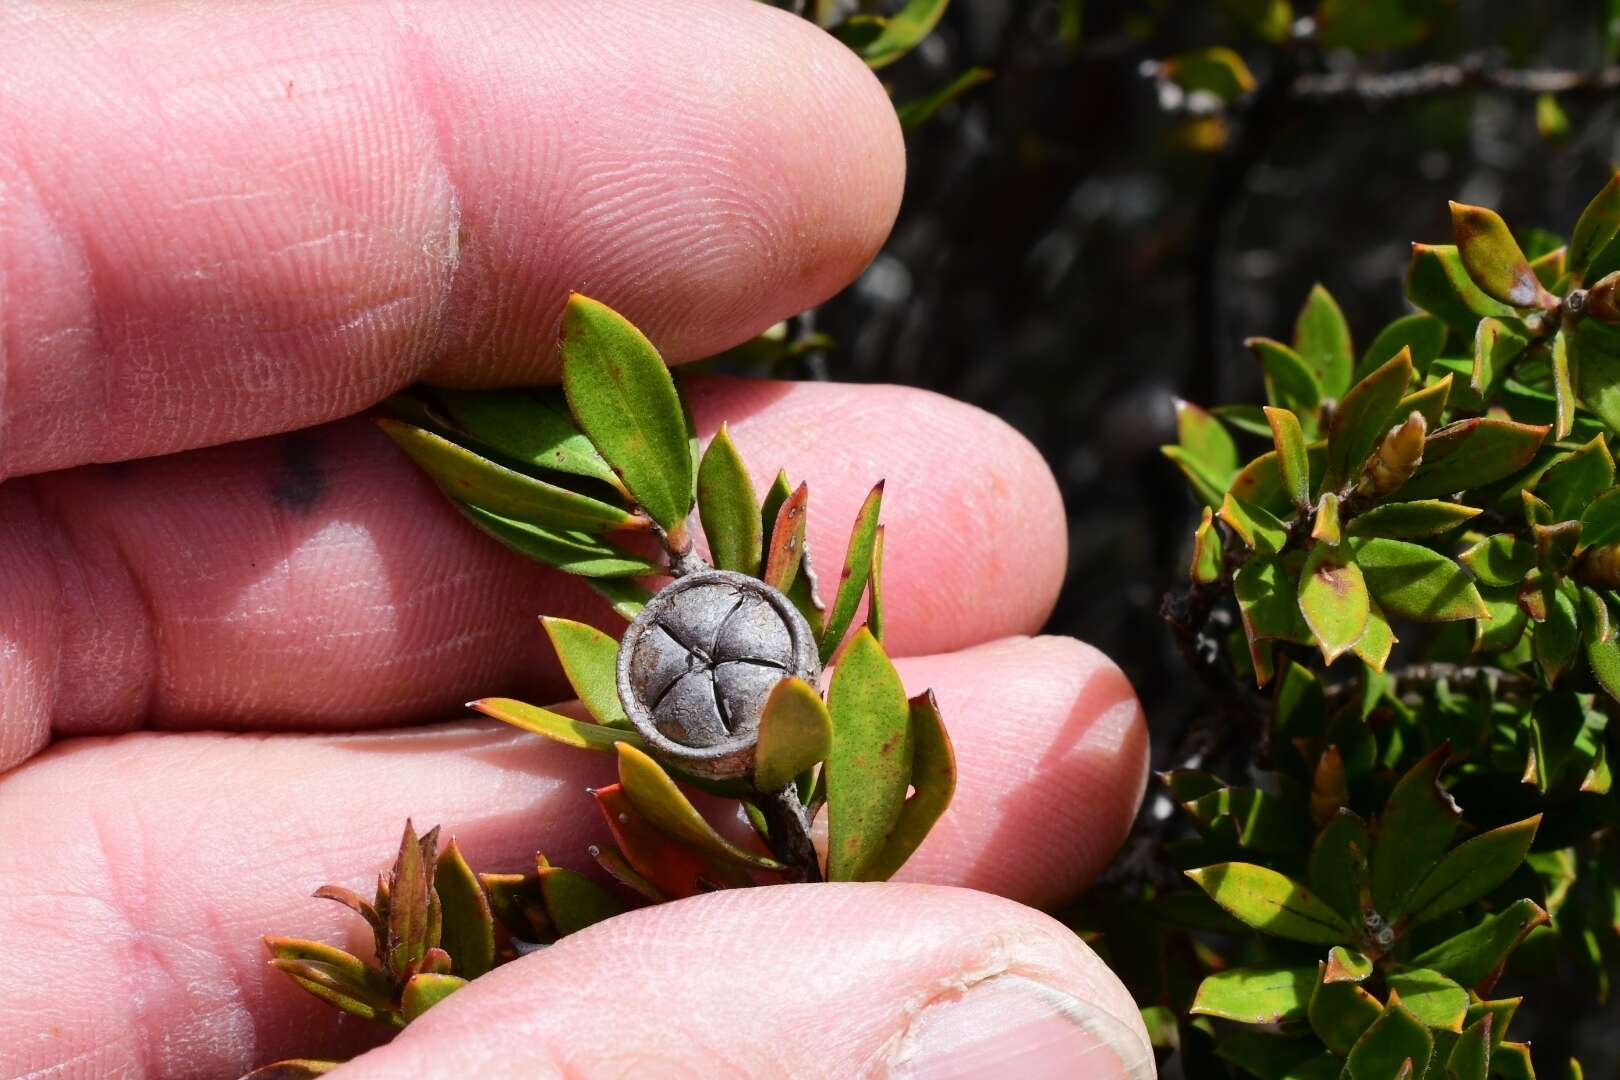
[1265,406,1311,510]
[433,839,494,980]
[263,938,393,1003]
[1351,538,1488,622]
[1249,337,1324,413]
[386,821,436,981]
[616,743,783,870]
[593,784,740,899]
[457,504,661,578]
[401,973,467,1022]
[1329,349,1414,489]
[1345,1003,1433,1080]
[559,294,694,531]
[379,421,637,532]
[536,858,627,936]
[1348,501,1480,540]
[896,66,993,130]
[1309,809,1372,923]
[1569,171,1620,279]
[1399,418,1550,501]
[1184,862,1355,944]
[840,0,949,68]
[1553,329,1576,439]
[1404,815,1542,926]
[696,424,761,575]
[1190,506,1223,584]
[825,628,914,881]
[1190,966,1315,1024]
[868,525,886,642]
[754,676,832,793]
[1471,317,1530,403]
[1293,284,1355,397]
[541,617,628,726]
[858,690,957,882]
[589,842,666,902]
[434,387,621,487]
[1370,746,1461,916]
[1220,493,1288,555]
[470,697,641,751]
[820,481,885,663]
[763,481,810,593]
[1358,313,1447,382]
[1411,899,1549,992]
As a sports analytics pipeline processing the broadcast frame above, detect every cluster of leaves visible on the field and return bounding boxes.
[1131,179,1620,1077]
[246,294,956,1076]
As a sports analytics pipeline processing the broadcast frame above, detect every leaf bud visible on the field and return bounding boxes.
[616,570,820,780]
[1355,411,1427,499]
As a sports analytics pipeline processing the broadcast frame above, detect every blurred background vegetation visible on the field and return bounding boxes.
[766,0,1620,1072]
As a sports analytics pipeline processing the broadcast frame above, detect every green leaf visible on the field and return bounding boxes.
[1574,317,1620,433]
[1299,542,1369,664]
[1370,746,1461,916]
[1265,407,1311,511]
[1163,445,1229,510]
[1553,330,1577,440]
[586,577,651,622]
[536,859,627,936]
[1407,243,1518,334]
[1326,946,1375,983]
[1538,435,1616,521]
[1351,538,1489,622]
[1459,534,1535,587]
[1570,171,1620,280]
[1533,578,1581,687]
[1219,0,1293,42]
[1329,349,1414,489]
[401,972,466,1022]
[1492,1043,1535,1080]
[1446,1014,1494,1080]
[1450,201,1549,308]
[1348,501,1480,540]
[1293,284,1354,398]
[1229,443,1328,517]
[1220,493,1289,555]
[1471,316,1530,404]
[1184,786,1309,855]
[433,839,495,980]
[1184,862,1354,944]
[1212,402,1277,438]
[696,423,761,575]
[386,821,438,982]
[820,481,885,664]
[825,629,913,881]
[1345,1003,1433,1080]
[559,293,694,532]
[1476,584,1529,652]
[1412,899,1549,992]
[470,697,641,752]
[591,842,666,903]
[541,617,628,726]
[1176,399,1242,482]
[754,676,831,792]
[1191,507,1223,585]
[1309,809,1372,923]
[839,0,949,68]
[1588,618,1620,703]
[1160,47,1256,103]
[264,937,394,1007]
[1581,487,1620,547]
[1387,968,1468,1031]
[456,504,661,578]
[615,743,783,870]
[1311,970,1383,1055]
[1358,313,1448,382]
[1401,373,1453,428]
[1190,966,1315,1023]
[858,689,957,882]
[1355,597,1397,671]
[1398,418,1550,501]
[433,388,622,488]
[896,66,992,130]
[868,525,886,642]
[1315,0,1448,50]
[1235,556,1312,645]
[378,421,638,533]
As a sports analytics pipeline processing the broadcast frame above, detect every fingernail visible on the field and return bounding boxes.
[894,974,1153,1080]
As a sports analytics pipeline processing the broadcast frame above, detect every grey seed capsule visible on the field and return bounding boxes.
[616,569,820,779]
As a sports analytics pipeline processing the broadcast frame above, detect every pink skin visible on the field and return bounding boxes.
[0,2,1153,1077]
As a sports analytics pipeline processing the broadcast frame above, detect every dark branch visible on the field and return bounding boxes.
[1291,53,1620,106]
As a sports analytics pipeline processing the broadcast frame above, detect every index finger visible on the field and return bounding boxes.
[0,0,903,477]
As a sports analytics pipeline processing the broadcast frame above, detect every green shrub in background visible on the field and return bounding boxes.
[1140,177,1620,1079]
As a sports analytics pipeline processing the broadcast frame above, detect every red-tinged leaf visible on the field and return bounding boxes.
[1190,966,1315,1024]
[264,938,400,1026]
[1298,542,1369,664]
[1553,329,1576,439]
[615,743,783,870]
[401,973,467,1022]
[1311,971,1383,1055]
[589,842,666,903]
[312,885,379,933]
[1190,506,1223,584]
[479,872,549,942]
[763,482,809,592]
[1398,418,1550,501]
[1265,406,1311,511]
[1220,493,1288,555]
[1185,862,1355,944]
[820,481,885,663]
[386,821,439,982]
[1310,746,1349,826]
[536,856,627,937]
[1328,349,1414,489]
[1175,398,1242,481]
[1324,946,1373,984]
[1407,243,1518,334]
[696,423,761,575]
[754,676,832,793]
[433,839,495,980]
[541,617,627,726]
[825,628,914,881]
[857,690,957,882]
[593,784,735,899]
[1372,745,1464,915]
[1445,1014,1493,1080]
[469,697,641,752]
[1411,899,1549,993]
[1163,444,1230,510]
[1451,201,1551,308]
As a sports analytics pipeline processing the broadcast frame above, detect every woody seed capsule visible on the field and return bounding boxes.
[616,569,820,779]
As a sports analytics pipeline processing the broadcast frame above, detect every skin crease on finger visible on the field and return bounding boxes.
[0,378,1067,770]
[0,638,1147,1078]
[0,0,904,478]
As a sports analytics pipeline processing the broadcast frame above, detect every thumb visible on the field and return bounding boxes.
[330,884,1154,1079]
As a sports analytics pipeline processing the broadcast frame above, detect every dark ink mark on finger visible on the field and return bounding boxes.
[270,433,326,515]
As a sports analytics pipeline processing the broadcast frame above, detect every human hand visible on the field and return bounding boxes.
[0,2,1153,1076]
